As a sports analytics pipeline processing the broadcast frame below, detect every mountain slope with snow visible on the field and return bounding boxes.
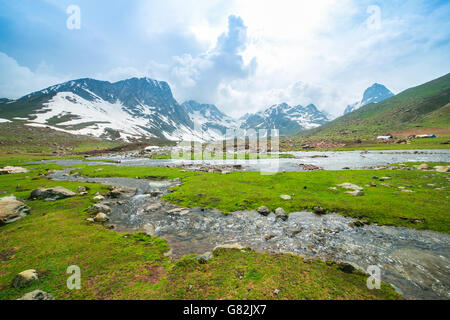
[0,78,203,141]
[240,103,329,135]
[344,83,394,115]
[181,100,240,140]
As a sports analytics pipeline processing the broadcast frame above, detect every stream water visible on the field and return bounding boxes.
[38,149,450,172]
[48,168,450,300]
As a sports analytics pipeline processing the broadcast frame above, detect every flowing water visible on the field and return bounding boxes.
[48,168,450,300]
[38,149,450,172]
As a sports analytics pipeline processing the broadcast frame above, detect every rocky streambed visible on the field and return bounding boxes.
[48,169,450,300]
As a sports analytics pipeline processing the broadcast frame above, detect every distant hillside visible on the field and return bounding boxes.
[300,73,450,139]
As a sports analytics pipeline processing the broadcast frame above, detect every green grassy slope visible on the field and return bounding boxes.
[0,121,123,153]
[300,73,450,139]
[0,93,54,120]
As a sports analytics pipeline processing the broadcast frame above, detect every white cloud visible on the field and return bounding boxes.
[0,52,67,99]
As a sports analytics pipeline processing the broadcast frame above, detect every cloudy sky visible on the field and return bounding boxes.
[0,0,449,118]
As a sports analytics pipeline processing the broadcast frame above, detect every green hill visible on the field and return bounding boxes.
[300,73,450,140]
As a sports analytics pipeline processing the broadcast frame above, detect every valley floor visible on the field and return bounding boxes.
[0,150,448,300]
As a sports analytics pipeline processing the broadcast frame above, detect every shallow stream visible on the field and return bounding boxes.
[48,169,450,300]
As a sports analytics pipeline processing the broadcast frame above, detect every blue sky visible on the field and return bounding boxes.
[0,0,449,117]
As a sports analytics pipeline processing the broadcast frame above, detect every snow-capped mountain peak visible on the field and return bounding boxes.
[344,83,394,115]
[240,102,329,135]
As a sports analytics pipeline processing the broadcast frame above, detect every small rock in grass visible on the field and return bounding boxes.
[435,166,449,173]
[17,290,54,300]
[337,183,363,191]
[257,206,271,216]
[345,190,365,196]
[379,177,391,181]
[415,163,430,170]
[380,183,393,187]
[273,289,280,295]
[77,186,87,193]
[12,270,38,288]
[279,195,292,200]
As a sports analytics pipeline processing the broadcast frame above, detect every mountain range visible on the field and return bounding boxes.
[0,77,330,141]
[240,103,328,135]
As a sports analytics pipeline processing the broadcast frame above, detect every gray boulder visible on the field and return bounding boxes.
[17,290,55,300]
[257,206,271,216]
[0,195,31,225]
[12,269,39,288]
[93,213,109,222]
[108,187,134,198]
[88,203,111,214]
[274,208,288,221]
[30,187,76,201]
